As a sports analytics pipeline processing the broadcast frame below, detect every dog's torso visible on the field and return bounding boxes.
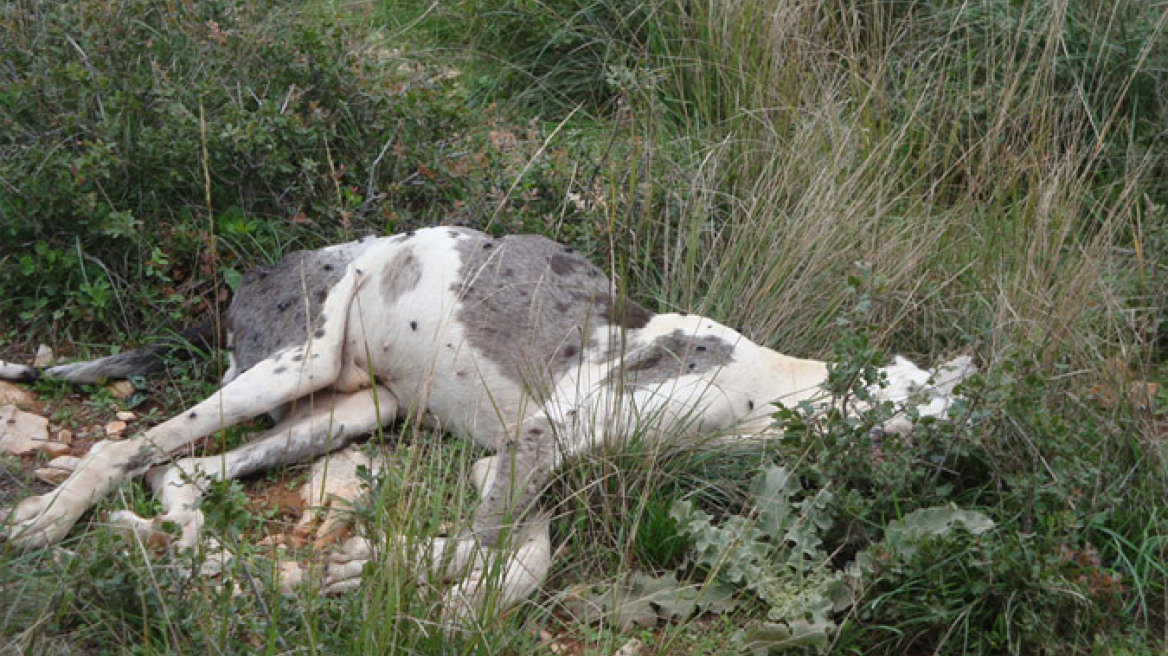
[228,226,826,456]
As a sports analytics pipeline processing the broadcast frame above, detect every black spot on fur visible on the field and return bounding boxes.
[314,328,326,338]
[12,367,41,383]
[410,321,418,331]
[323,263,334,271]
[274,367,287,374]
[292,354,304,362]
[748,400,755,410]
[189,412,198,419]
[604,298,653,330]
[548,253,580,276]
[122,451,155,476]
[276,300,291,312]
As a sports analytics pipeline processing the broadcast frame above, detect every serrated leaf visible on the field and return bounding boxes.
[883,505,994,561]
[752,465,799,536]
[735,618,833,655]
[563,573,739,630]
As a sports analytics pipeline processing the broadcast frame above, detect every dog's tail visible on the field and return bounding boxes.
[0,320,223,384]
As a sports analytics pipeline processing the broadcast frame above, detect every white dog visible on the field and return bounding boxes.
[0,226,973,624]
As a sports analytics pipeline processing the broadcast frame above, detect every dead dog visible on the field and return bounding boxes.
[0,226,973,625]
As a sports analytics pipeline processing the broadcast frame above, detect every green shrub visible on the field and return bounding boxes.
[0,0,471,339]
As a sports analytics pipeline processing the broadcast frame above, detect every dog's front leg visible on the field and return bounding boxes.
[0,437,149,546]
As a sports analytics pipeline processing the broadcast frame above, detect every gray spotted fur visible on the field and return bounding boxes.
[611,330,737,387]
[227,247,355,373]
[454,233,651,395]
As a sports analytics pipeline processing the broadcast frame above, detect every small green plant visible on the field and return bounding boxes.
[671,465,847,652]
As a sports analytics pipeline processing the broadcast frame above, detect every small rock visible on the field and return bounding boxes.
[34,344,55,367]
[46,455,81,471]
[106,380,136,400]
[34,467,71,485]
[56,429,73,444]
[613,638,644,656]
[115,410,137,422]
[40,441,72,458]
[0,405,51,455]
[105,420,128,437]
[277,560,305,590]
[0,381,38,410]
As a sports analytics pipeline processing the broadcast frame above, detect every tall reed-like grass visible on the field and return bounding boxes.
[592,0,1164,365]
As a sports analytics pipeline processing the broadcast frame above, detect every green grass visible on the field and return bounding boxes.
[2,0,1166,654]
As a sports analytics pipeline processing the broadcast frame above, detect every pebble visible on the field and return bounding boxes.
[34,467,71,485]
[0,405,50,455]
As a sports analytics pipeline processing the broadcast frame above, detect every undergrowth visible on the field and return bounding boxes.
[1,0,1165,654]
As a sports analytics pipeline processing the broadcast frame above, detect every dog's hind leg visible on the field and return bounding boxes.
[111,386,397,551]
[433,417,556,628]
[1,266,367,547]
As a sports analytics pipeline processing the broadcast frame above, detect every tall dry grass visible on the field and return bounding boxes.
[606,0,1163,366]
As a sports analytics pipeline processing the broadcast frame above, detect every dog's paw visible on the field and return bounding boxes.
[0,491,85,547]
[321,536,372,594]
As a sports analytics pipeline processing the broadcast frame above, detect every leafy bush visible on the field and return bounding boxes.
[0,0,472,339]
